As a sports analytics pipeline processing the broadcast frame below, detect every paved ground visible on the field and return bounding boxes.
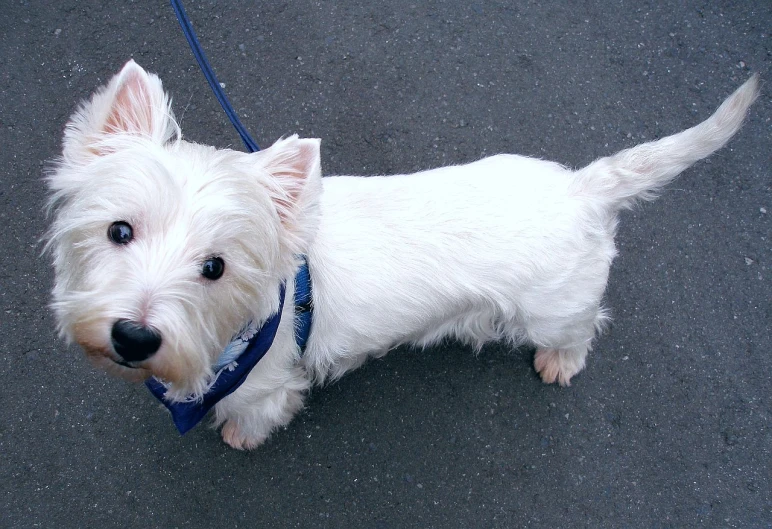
[1,0,770,527]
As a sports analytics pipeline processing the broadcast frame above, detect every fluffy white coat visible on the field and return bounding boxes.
[47,61,758,449]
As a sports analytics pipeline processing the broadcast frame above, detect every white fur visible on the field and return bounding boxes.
[47,60,758,449]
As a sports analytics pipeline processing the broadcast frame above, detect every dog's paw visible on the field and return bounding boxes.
[534,348,585,387]
[221,421,267,450]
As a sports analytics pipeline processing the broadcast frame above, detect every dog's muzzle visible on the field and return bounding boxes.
[111,319,162,363]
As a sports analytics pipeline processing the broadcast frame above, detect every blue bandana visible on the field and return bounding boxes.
[145,260,312,434]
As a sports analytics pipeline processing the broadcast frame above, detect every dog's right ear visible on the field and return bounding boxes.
[62,60,179,164]
[250,135,323,252]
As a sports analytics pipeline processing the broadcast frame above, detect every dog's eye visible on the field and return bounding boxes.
[202,257,225,280]
[108,221,133,245]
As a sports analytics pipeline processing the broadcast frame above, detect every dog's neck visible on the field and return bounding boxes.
[144,257,312,434]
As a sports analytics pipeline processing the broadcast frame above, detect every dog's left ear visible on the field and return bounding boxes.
[257,135,322,229]
[100,60,173,140]
[62,60,179,164]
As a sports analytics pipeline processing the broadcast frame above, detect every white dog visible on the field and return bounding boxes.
[47,61,758,449]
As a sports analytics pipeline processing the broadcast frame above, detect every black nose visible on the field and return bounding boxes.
[111,319,162,362]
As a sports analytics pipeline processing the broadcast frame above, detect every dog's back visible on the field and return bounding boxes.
[307,76,760,386]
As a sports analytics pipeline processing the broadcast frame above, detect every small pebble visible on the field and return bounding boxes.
[54,28,61,36]
[219,82,226,88]
[760,207,767,214]
[239,43,246,52]
[744,257,754,266]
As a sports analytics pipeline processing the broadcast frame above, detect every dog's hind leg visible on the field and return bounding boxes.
[533,344,589,386]
[526,306,608,386]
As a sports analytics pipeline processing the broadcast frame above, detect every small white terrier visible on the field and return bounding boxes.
[47,60,758,449]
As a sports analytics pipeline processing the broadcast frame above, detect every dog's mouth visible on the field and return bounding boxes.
[104,357,152,381]
[74,326,152,379]
[112,358,139,369]
[76,333,199,389]
[82,351,151,382]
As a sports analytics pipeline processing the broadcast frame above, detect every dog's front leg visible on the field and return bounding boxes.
[214,360,310,450]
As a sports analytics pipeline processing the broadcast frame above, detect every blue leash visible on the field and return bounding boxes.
[170,0,260,152]
[145,1,313,435]
[169,0,312,351]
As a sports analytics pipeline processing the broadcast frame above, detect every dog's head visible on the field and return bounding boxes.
[46,60,321,398]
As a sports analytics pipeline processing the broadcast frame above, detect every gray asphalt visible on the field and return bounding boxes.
[1,1,770,528]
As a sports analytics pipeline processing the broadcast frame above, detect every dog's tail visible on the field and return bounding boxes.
[571,75,759,210]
